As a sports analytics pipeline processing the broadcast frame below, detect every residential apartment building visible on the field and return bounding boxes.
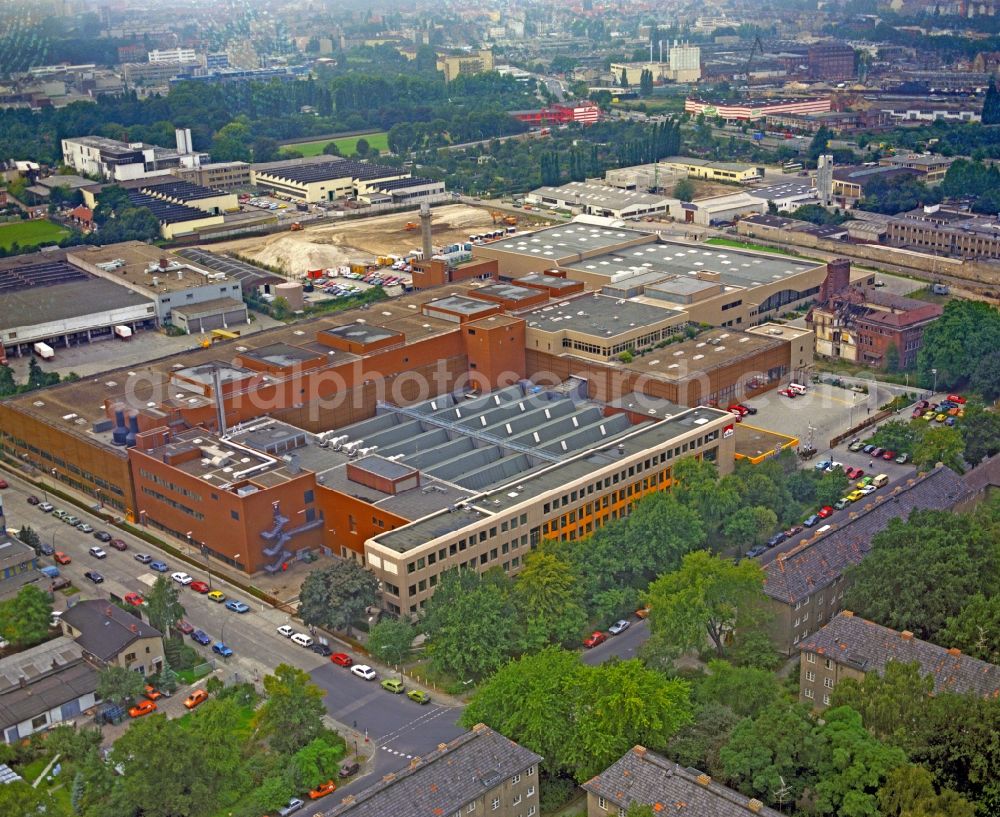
[60,600,165,676]
[0,638,100,744]
[762,466,972,655]
[582,746,782,817]
[322,723,541,817]
[437,50,494,82]
[799,611,1000,709]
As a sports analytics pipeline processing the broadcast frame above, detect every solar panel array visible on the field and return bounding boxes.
[141,178,225,202]
[259,159,401,184]
[0,260,88,294]
[375,177,438,192]
[175,247,279,287]
[126,190,206,224]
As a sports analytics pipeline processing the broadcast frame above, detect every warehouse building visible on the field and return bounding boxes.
[61,130,208,182]
[251,158,410,203]
[658,156,765,184]
[684,96,831,121]
[171,161,252,191]
[524,181,676,219]
[126,177,239,215]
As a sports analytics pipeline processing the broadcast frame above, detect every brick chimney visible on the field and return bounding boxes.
[748,799,764,813]
[901,631,914,641]
[696,773,711,786]
[818,258,851,304]
[948,647,962,656]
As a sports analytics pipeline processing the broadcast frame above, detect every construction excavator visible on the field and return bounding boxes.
[404,221,419,231]
[490,210,518,226]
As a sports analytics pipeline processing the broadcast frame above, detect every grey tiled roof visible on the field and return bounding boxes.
[763,466,971,604]
[322,724,542,816]
[582,746,782,817]
[800,611,1000,699]
[0,637,99,730]
[61,599,162,662]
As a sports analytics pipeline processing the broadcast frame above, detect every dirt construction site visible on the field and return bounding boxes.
[207,204,553,275]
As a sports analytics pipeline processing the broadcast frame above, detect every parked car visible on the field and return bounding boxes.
[857,476,874,488]
[351,664,377,681]
[176,619,194,635]
[93,531,112,542]
[803,514,820,527]
[746,544,768,557]
[128,700,157,718]
[26,495,40,505]
[848,440,865,452]
[947,394,966,404]
[608,619,631,635]
[817,505,834,519]
[212,642,233,658]
[308,780,337,800]
[635,606,650,619]
[330,653,354,667]
[84,570,104,584]
[882,450,896,461]
[310,642,333,656]
[784,525,803,538]
[191,629,211,646]
[778,388,797,398]
[833,498,850,510]
[54,551,71,565]
[190,580,210,593]
[847,490,866,502]
[184,690,208,710]
[149,561,169,573]
[134,553,152,564]
[339,761,360,779]
[88,546,107,559]
[277,798,305,817]
[407,689,431,704]
[859,484,877,495]
[171,572,193,586]
[207,590,226,603]
[381,679,404,694]
[844,466,863,480]
[862,444,877,454]
[39,502,54,512]
[123,592,144,606]
[583,631,606,648]
[39,543,55,556]
[64,516,80,526]
[871,448,884,458]
[225,600,250,614]
[276,624,295,638]
[77,523,94,534]
[814,460,832,471]
[143,685,163,701]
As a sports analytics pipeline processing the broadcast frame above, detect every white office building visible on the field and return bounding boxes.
[148,47,198,64]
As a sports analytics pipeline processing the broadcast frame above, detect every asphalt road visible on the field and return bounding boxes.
[581,618,650,666]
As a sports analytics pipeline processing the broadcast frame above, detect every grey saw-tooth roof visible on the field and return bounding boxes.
[529,181,673,210]
[800,611,1000,699]
[423,295,497,316]
[321,324,402,345]
[321,724,541,816]
[175,247,284,287]
[763,466,972,605]
[515,292,682,338]
[485,223,650,258]
[582,746,782,817]
[61,599,162,662]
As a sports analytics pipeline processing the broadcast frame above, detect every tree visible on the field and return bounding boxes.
[298,560,378,635]
[0,584,52,646]
[878,764,975,817]
[719,701,819,804]
[885,341,900,373]
[869,420,921,457]
[97,665,145,710]
[917,301,1000,395]
[618,492,706,581]
[289,735,346,790]
[144,575,185,635]
[461,648,693,783]
[983,76,1000,125]
[252,136,280,162]
[354,137,370,157]
[620,67,629,87]
[842,501,1000,641]
[723,506,778,551]
[815,468,850,507]
[694,660,782,719]
[673,177,695,201]
[809,125,833,161]
[255,663,327,755]
[810,706,908,817]
[940,593,1000,664]
[639,68,653,97]
[322,141,343,156]
[0,780,69,817]
[830,661,932,744]
[366,618,416,666]
[16,525,41,553]
[643,551,770,660]
[514,544,585,648]
[422,569,518,680]
[665,700,741,772]
[913,425,965,473]
[961,402,1000,465]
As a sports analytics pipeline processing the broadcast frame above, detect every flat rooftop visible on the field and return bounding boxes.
[320,323,403,346]
[620,328,784,381]
[483,223,653,260]
[174,248,284,288]
[373,405,731,553]
[516,272,584,291]
[516,292,683,338]
[734,422,798,459]
[472,283,542,302]
[530,181,673,210]
[563,239,820,289]
[424,295,497,316]
[747,180,815,201]
[68,243,228,294]
[0,260,153,332]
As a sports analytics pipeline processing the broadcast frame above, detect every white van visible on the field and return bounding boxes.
[290,632,314,648]
[788,382,808,395]
[872,474,889,488]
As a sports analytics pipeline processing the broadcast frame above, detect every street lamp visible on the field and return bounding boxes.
[200,543,214,591]
[931,368,938,395]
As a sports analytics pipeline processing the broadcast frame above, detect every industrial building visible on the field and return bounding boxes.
[610,44,701,84]
[122,177,239,215]
[806,42,857,80]
[171,161,251,191]
[524,181,676,219]
[684,96,832,121]
[251,158,415,203]
[657,156,764,184]
[61,129,208,182]
[877,153,954,183]
[509,101,601,127]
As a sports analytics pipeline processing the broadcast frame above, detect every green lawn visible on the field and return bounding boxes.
[280,131,389,157]
[0,219,70,251]
[704,237,815,259]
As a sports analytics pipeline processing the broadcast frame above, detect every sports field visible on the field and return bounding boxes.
[0,219,71,251]
[280,131,389,157]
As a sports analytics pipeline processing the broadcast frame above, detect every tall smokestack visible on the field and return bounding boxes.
[212,366,227,436]
[659,40,663,63]
[420,202,433,261]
